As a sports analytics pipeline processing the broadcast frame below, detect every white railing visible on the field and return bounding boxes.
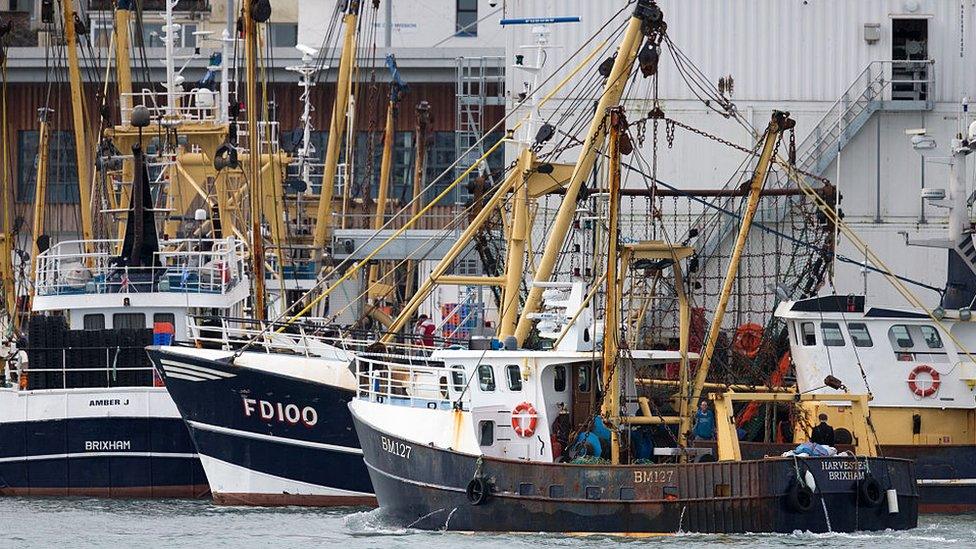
[35,237,246,297]
[355,353,457,410]
[121,88,232,126]
[234,120,281,156]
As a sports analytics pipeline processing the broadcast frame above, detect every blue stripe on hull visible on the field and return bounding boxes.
[151,350,372,496]
[0,417,207,496]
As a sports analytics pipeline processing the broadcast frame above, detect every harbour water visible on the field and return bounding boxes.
[0,498,971,548]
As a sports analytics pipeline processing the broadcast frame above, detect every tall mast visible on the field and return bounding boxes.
[677,111,793,447]
[244,0,266,320]
[513,0,663,345]
[601,107,626,465]
[27,108,53,312]
[62,0,95,251]
[115,0,133,121]
[367,96,397,292]
[0,63,14,332]
[403,101,431,299]
[164,0,177,120]
[220,0,233,123]
[312,1,361,261]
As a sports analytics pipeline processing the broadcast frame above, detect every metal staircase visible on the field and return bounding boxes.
[454,56,505,204]
[691,59,935,286]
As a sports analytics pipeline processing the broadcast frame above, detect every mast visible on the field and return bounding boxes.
[512,0,662,345]
[244,0,266,319]
[62,0,95,251]
[601,106,625,465]
[677,111,793,447]
[368,55,406,294]
[312,1,361,260]
[115,0,133,121]
[28,109,53,311]
[404,101,431,299]
[0,61,13,331]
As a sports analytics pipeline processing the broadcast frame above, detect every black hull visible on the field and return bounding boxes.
[0,414,207,498]
[352,405,919,534]
[149,348,374,506]
[703,441,976,513]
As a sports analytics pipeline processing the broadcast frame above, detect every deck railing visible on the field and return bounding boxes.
[35,238,245,297]
[12,346,157,391]
[354,353,457,410]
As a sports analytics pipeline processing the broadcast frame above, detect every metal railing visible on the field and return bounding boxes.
[354,353,457,410]
[35,238,246,297]
[121,88,232,126]
[13,346,157,391]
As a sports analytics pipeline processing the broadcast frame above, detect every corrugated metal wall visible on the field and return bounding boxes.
[505,0,973,103]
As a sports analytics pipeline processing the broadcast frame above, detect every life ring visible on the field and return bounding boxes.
[732,322,764,359]
[908,364,941,397]
[511,401,538,438]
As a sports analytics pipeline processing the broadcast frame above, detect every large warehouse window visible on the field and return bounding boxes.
[17,130,79,204]
[456,0,478,37]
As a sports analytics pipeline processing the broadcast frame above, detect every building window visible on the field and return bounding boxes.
[456,0,478,37]
[477,364,495,391]
[847,323,873,347]
[17,130,79,204]
[137,22,197,48]
[269,23,298,48]
[83,314,105,331]
[113,313,146,329]
[506,364,522,391]
[821,322,845,347]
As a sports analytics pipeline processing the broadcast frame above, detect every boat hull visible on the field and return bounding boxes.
[351,403,918,534]
[703,441,976,513]
[0,386,208,498]
[149,348,374,506]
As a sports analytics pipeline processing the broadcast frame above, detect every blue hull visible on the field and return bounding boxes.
[149,349,374,506]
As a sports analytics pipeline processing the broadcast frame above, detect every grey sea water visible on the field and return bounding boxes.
[0,498,972,548]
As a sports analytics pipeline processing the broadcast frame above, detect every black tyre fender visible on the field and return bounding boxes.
[859,475,884,507]
[787,481,814,513]
[465,477,490,506]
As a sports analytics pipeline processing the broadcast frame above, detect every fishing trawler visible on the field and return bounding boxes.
[772,125,976,512]
[0,0,293,497]
[349,10,919,523]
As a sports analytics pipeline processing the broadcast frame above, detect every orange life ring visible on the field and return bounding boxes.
[511,401,538,438]
[732,322,764,359]
[908,364,941,397]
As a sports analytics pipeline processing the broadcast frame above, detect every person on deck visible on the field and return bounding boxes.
[692,400,715,440]
[810,413,835,446]
[414,314,436,348]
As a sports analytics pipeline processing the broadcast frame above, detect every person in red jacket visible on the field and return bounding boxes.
[414,314,436,348]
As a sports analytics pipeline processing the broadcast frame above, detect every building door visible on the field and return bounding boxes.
[891,18,928,101]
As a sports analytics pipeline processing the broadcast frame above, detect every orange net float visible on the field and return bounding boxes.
[732,322,764,359]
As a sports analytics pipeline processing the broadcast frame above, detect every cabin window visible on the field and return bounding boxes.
[83,314,105,331]
[506,365,522,391]
[153,312,176,329]
[478,420,494,446]
[800,322,816,346]
[919,326,943,349]
[477,364,496,392]
[889,325,913,349]
[821,322,845,347]
[553,365,567,392]
[113,313,146,330]
[847,323,873,347]
[577,366,590,392]
[451,368,466,392]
